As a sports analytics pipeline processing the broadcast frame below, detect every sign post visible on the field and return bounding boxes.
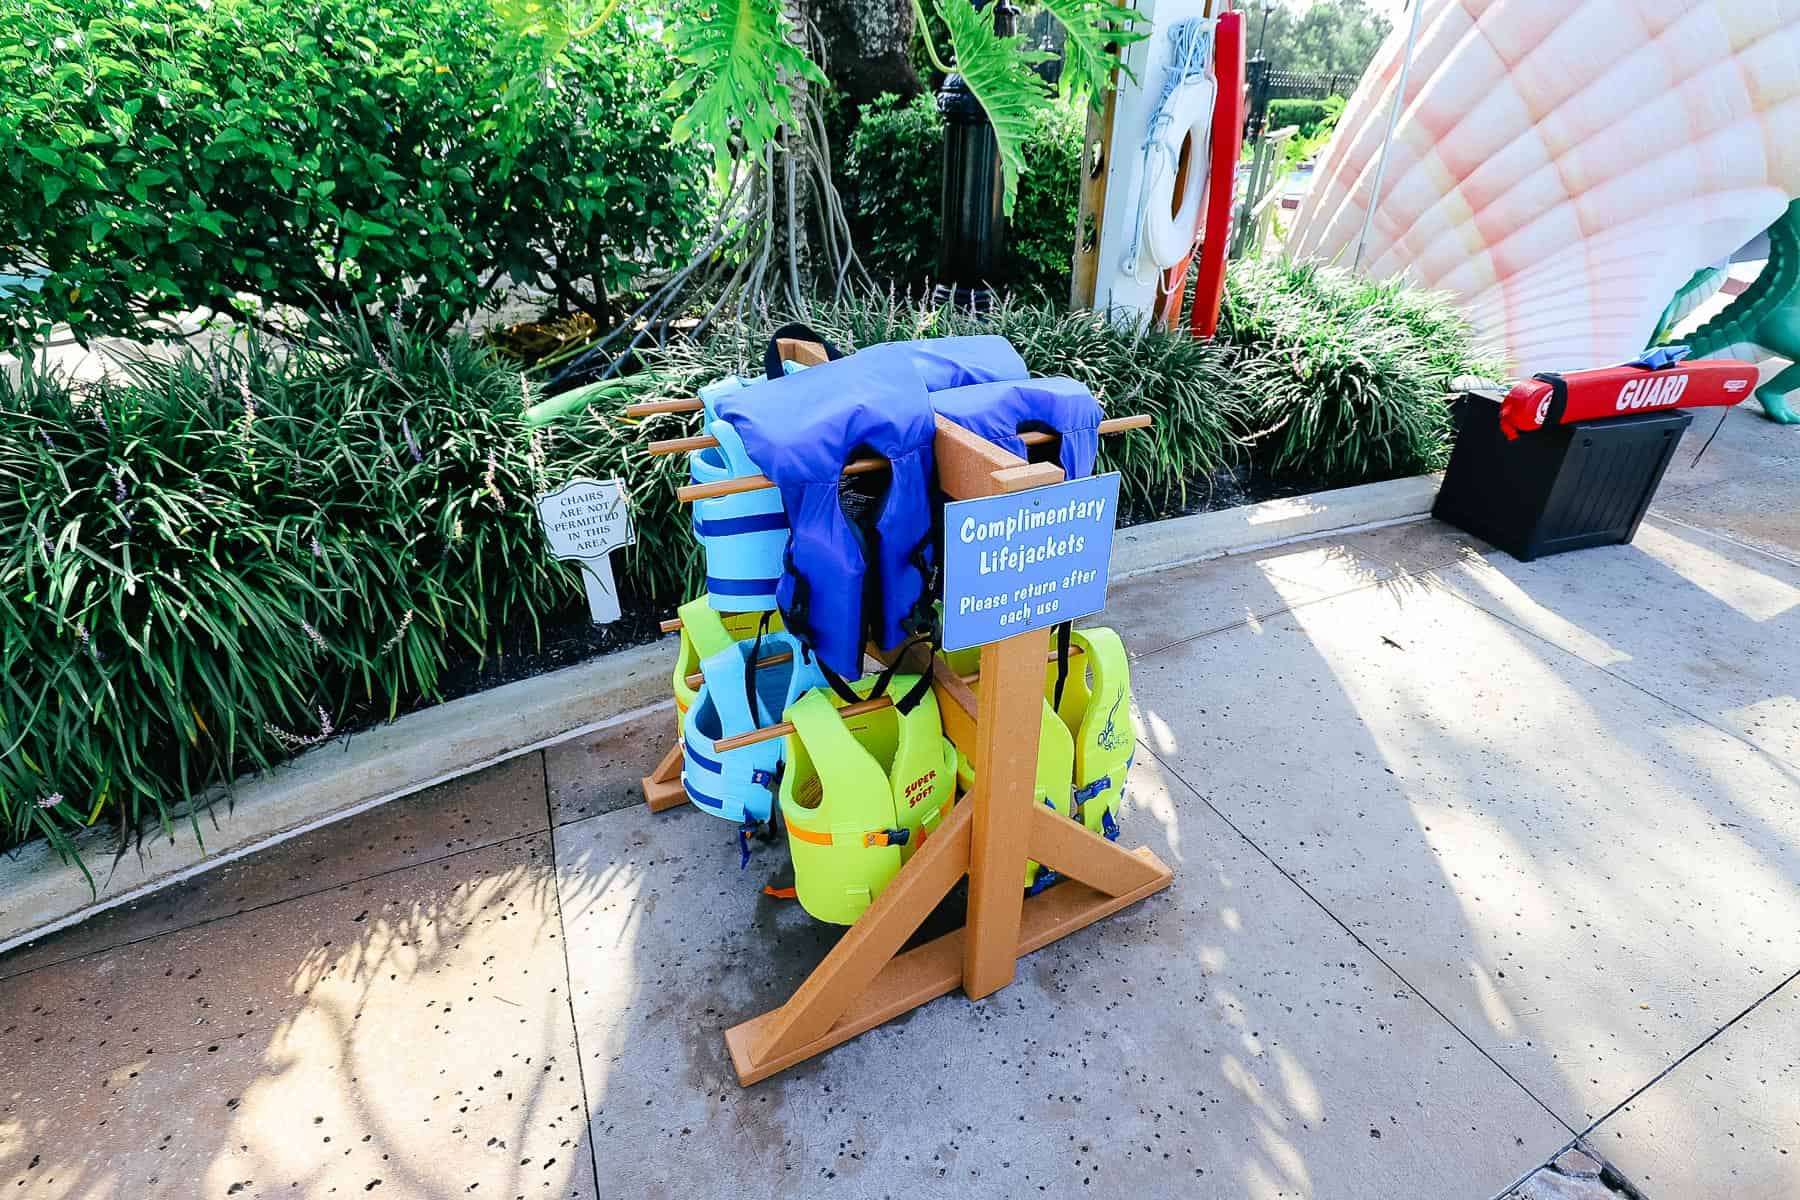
[534,477,637,624]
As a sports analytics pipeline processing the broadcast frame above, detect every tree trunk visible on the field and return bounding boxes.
[810,0,923,112]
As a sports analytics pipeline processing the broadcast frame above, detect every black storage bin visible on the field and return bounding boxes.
[1433,392,1692,561]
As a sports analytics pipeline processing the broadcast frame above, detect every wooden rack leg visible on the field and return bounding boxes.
[1026,801,1172,900]
[641,742,686,812]
[962,626,1049,998]
[725,802,974,1083]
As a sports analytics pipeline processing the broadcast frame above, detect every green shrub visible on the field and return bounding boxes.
[0,316,673,869]
[1267,95,1346,140]
[842,93,1084,298]
[1278,95,1347,170]
[0,0,705,347]
[2,270,1489,871]
[1220,258,1496,482]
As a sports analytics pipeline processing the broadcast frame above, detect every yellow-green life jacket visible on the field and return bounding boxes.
[778,674,957,926]
[1046,627,1134,840]
[954,697,1075,888]
[669,596,782,732]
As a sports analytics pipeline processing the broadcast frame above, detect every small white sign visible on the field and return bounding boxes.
[534,477,637,624]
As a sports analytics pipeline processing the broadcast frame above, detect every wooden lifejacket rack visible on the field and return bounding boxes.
[627,339,1173,1085]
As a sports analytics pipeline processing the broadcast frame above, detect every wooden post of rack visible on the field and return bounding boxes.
[720,416,1173,1085]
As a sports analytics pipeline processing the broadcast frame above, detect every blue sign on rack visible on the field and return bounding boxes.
[940,472,1122,652]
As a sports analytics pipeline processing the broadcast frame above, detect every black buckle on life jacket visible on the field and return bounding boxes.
[737,815,781,869]
[863,828,910,848]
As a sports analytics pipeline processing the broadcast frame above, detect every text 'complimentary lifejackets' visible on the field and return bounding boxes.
[940,473,1122,651]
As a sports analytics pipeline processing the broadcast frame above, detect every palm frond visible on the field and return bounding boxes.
[1036,0,1147,104]
[666,0,826,170]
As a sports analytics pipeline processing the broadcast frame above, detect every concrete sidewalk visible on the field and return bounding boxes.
[2,403,1795,1199]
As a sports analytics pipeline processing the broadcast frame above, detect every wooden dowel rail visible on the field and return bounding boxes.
[715,695,891,753]
[673,414,1152,504]
[705,645,1086,754]
[623,396,706,417]
[651,414,1150,459]
[683,649,794,689]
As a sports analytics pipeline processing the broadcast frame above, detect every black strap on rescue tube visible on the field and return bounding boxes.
[1530,372,1569,430]
[763,323,846,380]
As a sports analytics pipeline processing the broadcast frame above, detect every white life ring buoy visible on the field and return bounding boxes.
[1141,76,1217,272]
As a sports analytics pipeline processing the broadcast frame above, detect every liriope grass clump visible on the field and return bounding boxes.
[640,290,1250,515]
[0,315,627,869]
[1221,258,1497,482]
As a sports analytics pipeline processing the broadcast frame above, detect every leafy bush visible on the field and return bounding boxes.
[1276,96,1347,170]
[842,93,1085,298]
[1,269,1489,870]
[1220,259,1496,482]
[653,292,1249,514]
[0,0,705,347]
[0,315,693,871]
[1267,95,1347,140]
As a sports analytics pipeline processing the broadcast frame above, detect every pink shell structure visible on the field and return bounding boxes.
[1287,0,1800,375]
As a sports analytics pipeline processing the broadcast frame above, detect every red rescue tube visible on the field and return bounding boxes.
[1498,359,1761,439]
[1189,8,1245,340]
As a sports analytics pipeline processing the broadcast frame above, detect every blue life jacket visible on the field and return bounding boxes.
[884,335,1029,391]
[929,376,1104,479]
[681,628,825,828]
[714,342,940,680]
[689,417,788,611]
[760,329,1027,392]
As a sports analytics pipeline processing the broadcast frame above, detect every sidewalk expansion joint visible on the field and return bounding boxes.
[541,750,605,1200]
[0,822,554,985]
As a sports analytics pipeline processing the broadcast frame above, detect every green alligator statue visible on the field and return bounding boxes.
[1653,198,1800,424]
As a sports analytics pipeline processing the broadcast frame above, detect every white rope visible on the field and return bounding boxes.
[1122,18,1218,282]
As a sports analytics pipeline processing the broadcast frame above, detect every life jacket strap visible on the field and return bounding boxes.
[785,824,917,849]
[1073,776,1112,805]
[736,814,780,869]
[1051,620,1074,710]
[762,885,798,900]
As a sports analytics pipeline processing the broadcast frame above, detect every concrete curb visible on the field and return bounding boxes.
[1111,472,1441,579]
[0,471,1440,953]
[0,639,673,955]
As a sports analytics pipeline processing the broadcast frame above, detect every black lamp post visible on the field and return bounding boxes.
[933,0,1017,312]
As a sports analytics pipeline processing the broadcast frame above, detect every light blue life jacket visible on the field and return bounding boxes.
[929,376,1105,479]
[687,368,805,611]
[689,417,788,611]
[714,342,941,684]
[681,627,826,832]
